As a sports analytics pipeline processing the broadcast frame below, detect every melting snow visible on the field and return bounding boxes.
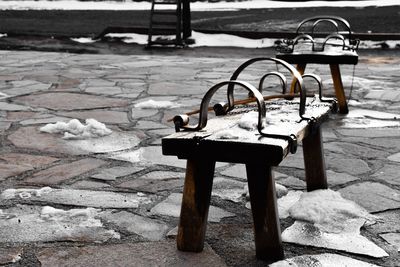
[214,129,240,139]
[280,189,388,258]
[0,205,120,243]
[134,99,180,109]
[40,206,103,227]
[72,31,400,50]
[2,187,53,199]
[288,189,378,233]
[40,118,112,139]
[277,190,302,219]
[1,187,150,209]
[100,31,277,48]
[339,109,400,128]
[238,111,258,130]
[346,109,400,120]
[270,253,380,267]
[282,220,388,258]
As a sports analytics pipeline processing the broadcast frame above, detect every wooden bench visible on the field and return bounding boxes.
[162,58,336,261]
[276,16,359,114]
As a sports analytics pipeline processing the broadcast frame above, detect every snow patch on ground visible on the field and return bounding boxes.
[2,187,53,199]
[101,31,278,48]
[0,205,120,243]
[134,99,180,109]
[40,206,103,227]
[279,189,388,258]
[40,118,112,139]
[282,219,388,258]
[1,187,150,209]
[70,37,97,43]
[288,189,379,233]
[72,32,400,50]
[346,109,400,120]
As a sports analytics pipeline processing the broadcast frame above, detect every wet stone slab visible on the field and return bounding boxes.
[150,193,234,223]
[91,166,146,181]
[0,247,23,265]
[270,253,380,267]
[23,158,106,185]
[12,92,129,111]
[0,101,30,111]
[0,205,119,243]
[220,164,247,180]
[326,156,371,175]
[57,110,130,124]
[339,182,400,212]
[37,241,227,267]
[379,233,400,252]
[70,180,111,189]
[326,170,359,187]
[101,210,169,241]
[372,164,400,185]
[337,128,400,138]
[0,153,58,181]
[117,177,184,193]
[1,187,151,209]
[2,80,51,96]
[368,210,400,234]
[275,175,306,190]
[8,126,142,155]
[212,177,246,203]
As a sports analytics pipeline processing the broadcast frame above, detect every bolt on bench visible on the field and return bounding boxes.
[276,16,359,114]
[162,58,337,261]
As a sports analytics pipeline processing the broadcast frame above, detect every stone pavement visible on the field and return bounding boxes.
[0,48,399,266]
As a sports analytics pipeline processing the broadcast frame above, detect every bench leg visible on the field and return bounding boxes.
[246,163,284,261]
[177,158,215,252]
[303,124,328,191]
[329,64,349,114]
[290,63,307,94]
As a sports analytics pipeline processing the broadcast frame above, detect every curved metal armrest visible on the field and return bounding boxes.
[321,33,346,51]
[173,80,266,132]
[296,15,352,37]
[229,57,306,117]
[311,19,339,36]
[302,73,338,112]
[258,71,287,95]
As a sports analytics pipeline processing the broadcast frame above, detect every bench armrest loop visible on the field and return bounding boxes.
[258,71,288,95]
[173,80,266,132]
[321,33,346,51]
[228,57,306,118]
[311,19,339,36]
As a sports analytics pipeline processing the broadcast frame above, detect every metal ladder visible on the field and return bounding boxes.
[147,0,185,47]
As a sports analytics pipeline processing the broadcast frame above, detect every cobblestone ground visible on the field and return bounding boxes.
[0,49,399,266]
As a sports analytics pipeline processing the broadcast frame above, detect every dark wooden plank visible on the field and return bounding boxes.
[246,163,284,261]
[276,43,358,65]
[162,98,333,164]
[177,158,216,252]
[330,64,349,114]
[302,124,328,191]
[276,53,358,65]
